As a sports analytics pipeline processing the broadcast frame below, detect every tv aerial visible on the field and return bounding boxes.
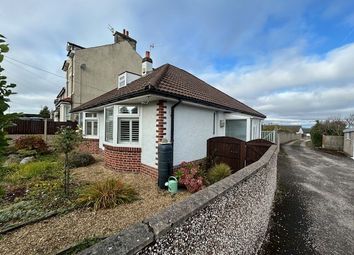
[108,24,115,34]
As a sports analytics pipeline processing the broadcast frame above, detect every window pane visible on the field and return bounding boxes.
[226,119,247,141]
[93,121,98,136]
[86,113,93,118]
[132,120,139,142]
[118,106,138,114]
[86,121,92,135]
[119,120,130,142]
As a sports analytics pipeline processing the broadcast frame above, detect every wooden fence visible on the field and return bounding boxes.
[6,119,77,135]
[207,137,273,173]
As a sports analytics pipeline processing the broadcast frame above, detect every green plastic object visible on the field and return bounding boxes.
[165,176,178,194]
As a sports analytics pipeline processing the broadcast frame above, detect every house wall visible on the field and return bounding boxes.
[344,132,354,157]
[70,41,142,112]
[141,102,158,168]
[173,103,216,166]
[98,112,105,149]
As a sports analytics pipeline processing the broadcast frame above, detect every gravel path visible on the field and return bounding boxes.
[261,140,354,254]
[0,161,189,255]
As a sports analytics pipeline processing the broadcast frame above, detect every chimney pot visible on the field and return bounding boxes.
[145,51,150,58]
[126,31,129,37]
[123,29,126,35]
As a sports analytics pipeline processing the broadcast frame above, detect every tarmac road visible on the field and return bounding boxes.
[261,140,354,255]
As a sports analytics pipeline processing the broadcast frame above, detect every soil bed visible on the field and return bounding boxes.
[0,159,189,255]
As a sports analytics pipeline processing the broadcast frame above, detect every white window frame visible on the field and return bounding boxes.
[117,105,141,145]
[104,107,114,143]
[83,111,98,138]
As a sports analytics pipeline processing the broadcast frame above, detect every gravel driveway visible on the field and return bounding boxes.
[261,140,354,255]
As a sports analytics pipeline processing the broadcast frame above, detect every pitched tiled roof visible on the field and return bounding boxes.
[72,64,266,118]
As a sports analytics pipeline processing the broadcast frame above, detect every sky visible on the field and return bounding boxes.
[1,0,354,127]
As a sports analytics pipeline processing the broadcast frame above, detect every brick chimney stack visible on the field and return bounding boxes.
[113,28,137,50]
[142,51,153,76]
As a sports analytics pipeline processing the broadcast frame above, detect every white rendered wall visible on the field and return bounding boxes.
[141,102,158,168]
[251,118,262,140]
[173,103,215,166]
[98,112,104,149]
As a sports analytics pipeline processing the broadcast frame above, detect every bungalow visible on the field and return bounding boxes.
[72,53,266,177]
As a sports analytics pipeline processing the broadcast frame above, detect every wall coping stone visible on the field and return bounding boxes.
[103,144,142,152]
[80,144,278,255]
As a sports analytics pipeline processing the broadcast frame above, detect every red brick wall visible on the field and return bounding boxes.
[103,145,141,173]
[79,138,100,154]
[141,163,158,179]
[155,100,167,166]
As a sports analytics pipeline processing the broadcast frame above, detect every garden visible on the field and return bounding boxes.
[0,131,232,255]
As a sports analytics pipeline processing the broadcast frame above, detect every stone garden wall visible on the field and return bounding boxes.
[80,144,279,255]
[322,135,344,151]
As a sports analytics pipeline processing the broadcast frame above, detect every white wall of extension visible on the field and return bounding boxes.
[141,102,158,168]
[172,103,218,166]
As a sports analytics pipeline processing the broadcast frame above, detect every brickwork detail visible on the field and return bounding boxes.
[141,164,158,179]
[156,100,167,166]
[103,145,141,173]
[79,138,100,154]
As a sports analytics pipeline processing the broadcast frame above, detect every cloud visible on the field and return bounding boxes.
[199,42,354,122]
[1,0,354,126]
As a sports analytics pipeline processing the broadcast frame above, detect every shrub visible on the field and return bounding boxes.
[77,179,139,210]
[310,121,323,147]
[14,136,48,154]
[68,152,95,168]
[207,163,231,185]
[177,162,204,193]
[0,200,43,224]
[7,161,61,183]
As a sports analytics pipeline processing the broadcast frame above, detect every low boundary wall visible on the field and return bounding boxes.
[80,145,279,255]
[322,135,344,151]
[278,132,301,144]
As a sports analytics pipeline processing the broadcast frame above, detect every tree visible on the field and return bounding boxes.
[0,34,17,154]
[345,113,354,128]
[39,105,51,118]
[53,127,82,196]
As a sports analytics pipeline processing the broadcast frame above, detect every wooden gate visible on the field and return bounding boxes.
[207,136,246,173]
[246,139,273,165]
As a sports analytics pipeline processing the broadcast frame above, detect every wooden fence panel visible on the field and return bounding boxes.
[246,139,274,166]
[6,119,77,135]
[207,136,246,173]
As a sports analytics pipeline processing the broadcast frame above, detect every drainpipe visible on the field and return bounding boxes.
[171,99,182,166]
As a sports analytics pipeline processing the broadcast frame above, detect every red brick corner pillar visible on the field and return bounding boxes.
[79,138,100,154]
[103,144,141,173]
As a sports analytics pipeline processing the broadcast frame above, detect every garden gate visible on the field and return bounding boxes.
[207,136,246,173]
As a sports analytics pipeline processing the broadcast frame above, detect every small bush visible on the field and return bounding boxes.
[14,136,48,154]
[77,179,139,210]
[68,152,95,168]
[17,149,37,157]
[177,162,204,193]
[207,163,231,185]
[7,161,61,183]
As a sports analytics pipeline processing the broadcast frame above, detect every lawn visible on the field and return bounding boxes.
[0,156,189,255]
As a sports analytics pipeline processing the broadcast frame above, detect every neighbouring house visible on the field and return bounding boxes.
[71,56,266,177]
[343,128,354,157]
[302,128,311,137]
[54,29,142,122]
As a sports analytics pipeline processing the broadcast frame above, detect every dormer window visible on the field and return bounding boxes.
[118,71,141,89]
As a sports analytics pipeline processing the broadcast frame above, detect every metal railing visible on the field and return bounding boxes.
[261,130,277,143]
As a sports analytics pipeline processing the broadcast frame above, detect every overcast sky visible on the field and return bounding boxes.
[1,0,354,127]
